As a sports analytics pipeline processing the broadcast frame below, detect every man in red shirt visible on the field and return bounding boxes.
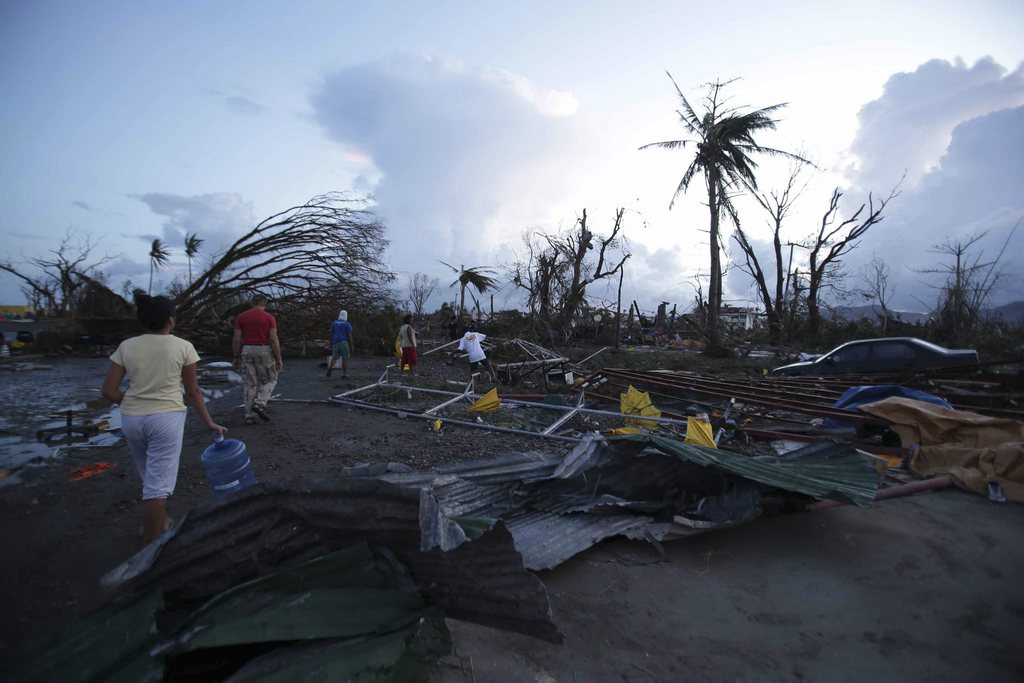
[232,295,284,424]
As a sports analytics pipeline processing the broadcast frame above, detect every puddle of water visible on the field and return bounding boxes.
[0,358,238,474]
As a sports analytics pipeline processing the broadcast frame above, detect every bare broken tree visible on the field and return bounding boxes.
[509,230,567,321]
[857,256,897,335]
[917,221,1018,346]
[731,162,809,343]
[174,193,395,326]
[510,208,631,332]
[803,181,902,336]
[0,229,113,316]
[407,272,439,316]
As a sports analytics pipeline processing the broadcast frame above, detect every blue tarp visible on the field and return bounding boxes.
[825,384,952,428]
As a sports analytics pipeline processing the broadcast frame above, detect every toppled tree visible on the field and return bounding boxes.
[641,74,806,350]
[0,229,112,317]
[802,183,901,337]
[510,208,630,335]
[174,193,396,335]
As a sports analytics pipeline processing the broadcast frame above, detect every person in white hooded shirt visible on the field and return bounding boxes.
[457,321,498,382]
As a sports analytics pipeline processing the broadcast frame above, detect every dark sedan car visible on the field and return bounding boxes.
[770,337,979,376]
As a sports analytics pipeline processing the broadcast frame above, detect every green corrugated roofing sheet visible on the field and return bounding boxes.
[4,544,451,683]
[617,435,879,507]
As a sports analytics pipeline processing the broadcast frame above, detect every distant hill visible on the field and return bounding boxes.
[833,301,1024,324]
[832,305,929,324]
[990,301,1024,323]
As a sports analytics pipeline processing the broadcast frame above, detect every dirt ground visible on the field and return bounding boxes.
[1,355,1022,682]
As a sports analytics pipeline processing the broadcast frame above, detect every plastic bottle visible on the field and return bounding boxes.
[200,433,257,496]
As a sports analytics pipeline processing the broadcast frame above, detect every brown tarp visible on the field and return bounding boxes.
[859,397,1024,502]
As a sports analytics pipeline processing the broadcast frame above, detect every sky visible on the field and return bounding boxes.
[1,0,1022,315]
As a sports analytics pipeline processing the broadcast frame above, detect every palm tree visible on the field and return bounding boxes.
[148,238,171,294]
[184,233,204,286]
[641,74,806,347]
[439,262,498,319]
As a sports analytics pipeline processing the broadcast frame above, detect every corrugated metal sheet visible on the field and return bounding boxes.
[343,434,878,577]
[14,546,453,683]
[105,478,562,644]
[352,440,781,571]
[628,435,879,507]
[503,509,652,571]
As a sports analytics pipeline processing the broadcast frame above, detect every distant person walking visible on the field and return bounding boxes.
[232,295,283,424]
[457,321,498,382]
[398,314,418,373]
[327,309,353,378]
[447,315,459,342]
[101,294,227,545]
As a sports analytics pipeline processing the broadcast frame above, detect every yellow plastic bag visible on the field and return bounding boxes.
[620,385,661,430]
[684,417,717,448]
[468,387,501,414]
[394,336,402,358]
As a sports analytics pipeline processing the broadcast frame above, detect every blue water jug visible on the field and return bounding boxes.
[201,434,257,496]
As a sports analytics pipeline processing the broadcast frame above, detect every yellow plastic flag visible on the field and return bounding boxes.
[620,385,661,430]
[684,416,717,448]
[468,387,501,414]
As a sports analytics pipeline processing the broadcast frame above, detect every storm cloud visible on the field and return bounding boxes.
[844,58,1024,310]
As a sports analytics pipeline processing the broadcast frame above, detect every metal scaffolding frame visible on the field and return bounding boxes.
[328,364,692,441]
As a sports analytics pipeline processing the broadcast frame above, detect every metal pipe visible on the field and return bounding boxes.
[327,396,582,442]
[420,339,460,357]
[576,346,609,366]
[542,390,585,435]
[806,475,955,510]
[424,376,476,416]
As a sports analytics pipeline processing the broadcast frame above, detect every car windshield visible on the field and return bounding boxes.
[823,343,868,363]
[909,338,947,353]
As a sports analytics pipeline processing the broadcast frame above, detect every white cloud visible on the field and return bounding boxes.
[134,192,256,256]
[845,57,1024,190]
[309,54,595,275]
[96,192,260,289]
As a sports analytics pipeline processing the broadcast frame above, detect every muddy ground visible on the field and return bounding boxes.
[0,355,1022,682]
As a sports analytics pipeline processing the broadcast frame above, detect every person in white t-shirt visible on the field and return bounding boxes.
[102,294,227,545]
[457,321,498,382]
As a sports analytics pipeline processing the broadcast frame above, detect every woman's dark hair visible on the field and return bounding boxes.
[134,293,176,332]
[403,314,413,324]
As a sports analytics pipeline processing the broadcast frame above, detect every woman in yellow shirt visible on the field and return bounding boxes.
[102,294,226,545]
